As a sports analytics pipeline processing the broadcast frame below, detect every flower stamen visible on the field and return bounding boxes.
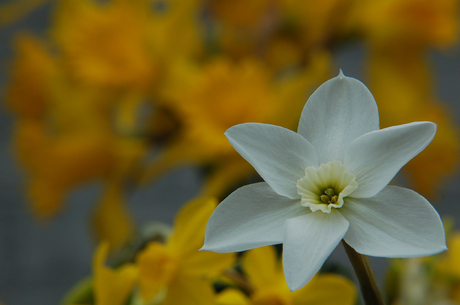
[321,188,338,204]
[297,160,358,213]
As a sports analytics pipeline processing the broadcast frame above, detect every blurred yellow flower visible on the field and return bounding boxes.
[135,197,235,304]
[209,0,272,27]
[52,0,156,90]
[147,0,204,63]
[5,34,55,121]
[279,0,352,49]
[349,0,458,48]
[217,246,357,305]
[5,26,147,236]
[12,81,146,219]
[142,55,331,198]
[93,242,138,305]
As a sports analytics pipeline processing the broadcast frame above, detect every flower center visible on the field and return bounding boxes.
[296,160,358,213]
[320,188,338,204]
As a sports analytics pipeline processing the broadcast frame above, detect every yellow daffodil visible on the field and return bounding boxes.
[142,55,331,198]
[6,30,146,244]
[93,242,138,305]
[208,0,273,59]
[147,0,204,63]
[210,0,272,27]
[5,34,55,121]
[217,246,357,305]
[349,0,458,49]
[135,197,235,304]
[52,0,156,90]
[279,0,352,49]
[13,80,145,219]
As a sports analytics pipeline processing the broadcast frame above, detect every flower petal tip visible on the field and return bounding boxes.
[285,272,317,291]
[338,69,345,79]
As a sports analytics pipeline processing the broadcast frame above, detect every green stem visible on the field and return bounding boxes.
[342,240,386,305]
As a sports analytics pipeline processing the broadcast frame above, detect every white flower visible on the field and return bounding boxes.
[201,71,447,291]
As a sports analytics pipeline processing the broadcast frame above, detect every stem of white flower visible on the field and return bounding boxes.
[342,240,386,305]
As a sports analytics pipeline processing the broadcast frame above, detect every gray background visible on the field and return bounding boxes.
[0,3,459,305]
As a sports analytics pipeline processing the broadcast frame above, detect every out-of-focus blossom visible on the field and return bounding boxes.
[5,34,55,121]
[5,21,146,243]
[65,196,235,304]
[142,55,331,198]
[210,0,273,27]
[13,103,145,220]
[209,0,276,59]
[135,197,235,304]
[217,246,357,305]
[52,0,156,90]
[202,73,446,291]
[279,0,352,49]
[147,0,204,63]
[348,0,458,48]
[93,242,139,305]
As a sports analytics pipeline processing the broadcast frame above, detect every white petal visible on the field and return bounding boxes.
[344,122,436,198]
[226,123,319,199]
[298,72,379,164]
[340,185,446,257]
[283,210,349,291]
[202,182,306,253]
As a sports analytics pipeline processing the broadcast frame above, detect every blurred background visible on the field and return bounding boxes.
[0,0,460,304]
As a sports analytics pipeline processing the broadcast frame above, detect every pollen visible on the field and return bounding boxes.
[296,160,358,213]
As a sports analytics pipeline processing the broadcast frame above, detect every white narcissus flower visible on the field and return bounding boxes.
[201,71,447,291]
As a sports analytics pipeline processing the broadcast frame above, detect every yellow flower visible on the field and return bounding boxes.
[147,0,204,63]
[279,0,352,49]
[217,246,357,305]
[5,12,147,249]
[52,0,156,90]
[5,34,55,120]
[163,58,283,155]
[93,242,138,305]
[135,197,235,304]
[209,0,272,27]
[348,0,458,48]
[21,129,117,218]
[141,54,331,198]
